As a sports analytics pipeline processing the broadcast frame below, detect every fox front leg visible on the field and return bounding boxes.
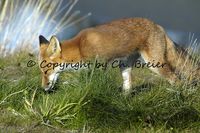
[121,67,132,95]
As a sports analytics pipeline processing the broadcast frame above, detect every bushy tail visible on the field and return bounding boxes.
[165,35,200,82]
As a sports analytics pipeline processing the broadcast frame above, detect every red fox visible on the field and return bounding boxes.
[38,18,199,94]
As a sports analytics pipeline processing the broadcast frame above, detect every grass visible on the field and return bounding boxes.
[0,52,200,133]
[0,0,199,132]
[0,0,91,56]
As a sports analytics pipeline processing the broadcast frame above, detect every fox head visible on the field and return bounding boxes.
[38,35,62,92]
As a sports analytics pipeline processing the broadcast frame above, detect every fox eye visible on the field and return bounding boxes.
[47,82,50,86]
[44,69,50,74]
[44,71,48,74]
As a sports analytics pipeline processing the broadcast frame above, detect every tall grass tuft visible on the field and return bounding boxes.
[175,33,200,86]
[0,0,91,57]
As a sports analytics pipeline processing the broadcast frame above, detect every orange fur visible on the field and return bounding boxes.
[39,18,199,92]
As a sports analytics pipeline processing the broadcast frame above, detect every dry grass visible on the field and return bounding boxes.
[0,0,91,56]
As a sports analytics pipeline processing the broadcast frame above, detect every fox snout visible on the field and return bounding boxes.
[43,83,52,92]
[41,72,60,92]
[41,76,53,92]
[43,83,54,92]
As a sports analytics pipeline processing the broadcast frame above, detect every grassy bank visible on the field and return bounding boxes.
[0,53,200,133]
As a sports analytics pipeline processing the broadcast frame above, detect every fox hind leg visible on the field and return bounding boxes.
[120,53,140,94]
[140,50,180,85]
[121,67,132,94]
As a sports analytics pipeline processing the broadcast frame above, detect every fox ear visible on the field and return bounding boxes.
[46,36,61,57]
[39,35,49,45]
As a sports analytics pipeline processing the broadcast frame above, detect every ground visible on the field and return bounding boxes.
[0,52,200,133]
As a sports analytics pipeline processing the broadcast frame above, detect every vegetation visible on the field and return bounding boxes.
[0,0,199,132]
[0,53,199,132]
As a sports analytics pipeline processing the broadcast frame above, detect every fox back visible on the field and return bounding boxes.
[38,18,199,93]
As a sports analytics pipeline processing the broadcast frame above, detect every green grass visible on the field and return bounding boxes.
[0,53,200,133]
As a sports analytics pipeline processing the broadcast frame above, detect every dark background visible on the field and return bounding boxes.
[68,0,200,46]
